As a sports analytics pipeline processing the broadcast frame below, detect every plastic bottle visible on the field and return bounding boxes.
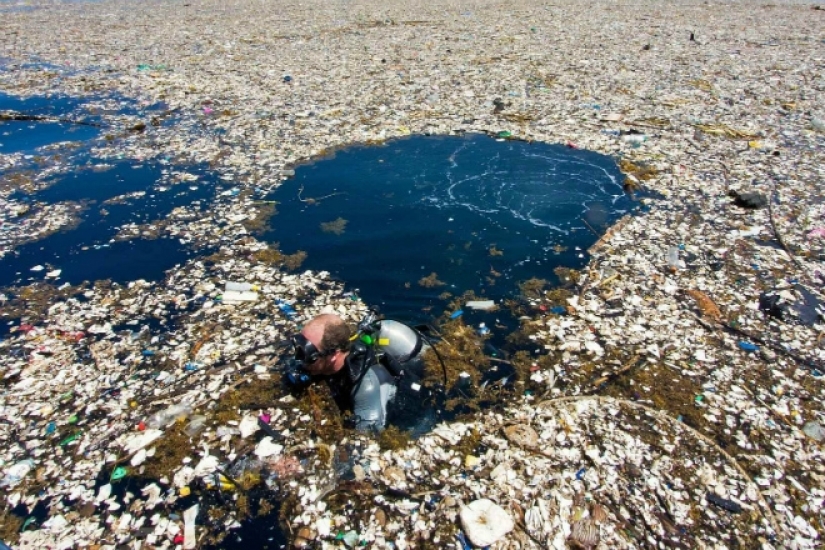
[146,403,193,429]
[667,246,680,269]
[220,290,259,303]
[225,282,259,292]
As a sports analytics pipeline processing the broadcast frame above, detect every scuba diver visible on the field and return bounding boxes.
[287,309,429,432]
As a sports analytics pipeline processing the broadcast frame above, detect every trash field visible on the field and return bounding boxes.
[1,0,824,548]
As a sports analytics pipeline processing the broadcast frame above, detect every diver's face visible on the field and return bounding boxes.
[294,327,336,375]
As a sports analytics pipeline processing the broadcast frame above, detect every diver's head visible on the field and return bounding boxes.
[293,314,351,375]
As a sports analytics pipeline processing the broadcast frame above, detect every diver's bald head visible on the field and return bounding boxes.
[301,314,351,354]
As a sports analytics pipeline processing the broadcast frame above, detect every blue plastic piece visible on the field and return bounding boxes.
[141,349,155,357]
[456,532,472,550]
[450,310,464,319]
[277,300,297,318]
[550,305,567,315]
[738,341,759,352]
[575,467,586,480]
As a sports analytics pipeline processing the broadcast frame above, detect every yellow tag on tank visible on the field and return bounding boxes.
[378,338,390,346]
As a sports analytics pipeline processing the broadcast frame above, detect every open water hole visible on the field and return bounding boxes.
[264,133,636,328]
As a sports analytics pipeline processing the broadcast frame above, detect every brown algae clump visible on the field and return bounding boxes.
[242,202,279,234]
[139,423,194,480]
[320,217,348,235]
[418,272,446,288]
[518,277,548,299]
[377,425,412,451]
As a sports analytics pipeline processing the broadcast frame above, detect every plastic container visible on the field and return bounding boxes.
[220,290,259,304]
[184,415,208,437]
[146,403,193,429]
[225,282,259,292]
[621,133,648,144]
[276,300,297,318]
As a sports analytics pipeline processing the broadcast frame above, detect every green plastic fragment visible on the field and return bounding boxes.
[20,516,37,532]
[111,466,128,481]
[694,394,704,403]
[497,131,512,138]
[59,431,82,446]
[68,415,79,424]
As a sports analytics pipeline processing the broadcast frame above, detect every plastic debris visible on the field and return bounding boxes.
[146,404,193,429]
[706,492,743,514]
[802,421,824,442]
[460,499,514,547]
[738,341,759,352]
[183,504,199,550]
[0,460,35,488]
[0,2,823,549]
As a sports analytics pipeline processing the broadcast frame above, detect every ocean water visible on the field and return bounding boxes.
[264,133,635,324]
[0,92,211,301]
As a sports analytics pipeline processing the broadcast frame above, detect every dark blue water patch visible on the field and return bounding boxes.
[31,162,164,203]
[0,90,173,156]
[2,236,199,288]
[264,133,636,322]
[0,92,102,153]
[0,160,216,287]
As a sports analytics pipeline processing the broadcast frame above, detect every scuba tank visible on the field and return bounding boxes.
[354,310,428,378]
[375,320,425,367]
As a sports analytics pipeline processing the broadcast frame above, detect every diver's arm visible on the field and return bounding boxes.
[351,364,396,432]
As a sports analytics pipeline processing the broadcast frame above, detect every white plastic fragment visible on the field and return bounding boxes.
[238,415,260,439]
[460,499,514,547]
[254,436,283,458]
[465,300,496,310]
[183,504,199,549]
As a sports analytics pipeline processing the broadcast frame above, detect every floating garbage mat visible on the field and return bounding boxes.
[264,133,640,320]
[282,397,780,549]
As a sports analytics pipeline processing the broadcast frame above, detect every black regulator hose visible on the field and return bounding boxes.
[412,326,449,387]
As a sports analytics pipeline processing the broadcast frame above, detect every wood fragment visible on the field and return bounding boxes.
[686,289,723,322]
